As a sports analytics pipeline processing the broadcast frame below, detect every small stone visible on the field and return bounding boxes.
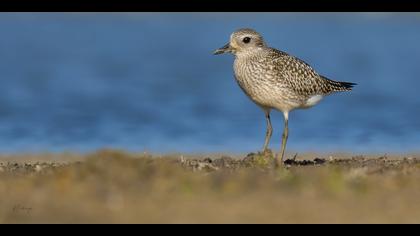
[243,154,255,162]
[302,160,311,165]
[246,152,256,158]
[314,158,326,165]
[403,157,414,162]
[283,159,294,165]
[213,156,234,168]
[197,162,218,171]
[35,165,43,172]
[203,158,212,163]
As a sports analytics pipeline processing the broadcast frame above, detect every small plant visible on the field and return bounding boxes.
[249,149,275,168]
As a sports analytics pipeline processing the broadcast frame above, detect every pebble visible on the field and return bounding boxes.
[35,165,43,172]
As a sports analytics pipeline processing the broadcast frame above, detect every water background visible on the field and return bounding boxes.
[1,13,419,154]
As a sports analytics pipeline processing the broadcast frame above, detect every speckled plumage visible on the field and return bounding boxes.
[232,38,354,112]
[214,28,356,166]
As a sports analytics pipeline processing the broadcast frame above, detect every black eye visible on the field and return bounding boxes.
[242,37,251,44]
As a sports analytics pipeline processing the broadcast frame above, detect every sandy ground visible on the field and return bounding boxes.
[1,149,420,223]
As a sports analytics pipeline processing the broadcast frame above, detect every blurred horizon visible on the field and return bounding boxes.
[0,12,420,154]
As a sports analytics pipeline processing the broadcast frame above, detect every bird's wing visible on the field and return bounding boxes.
[267,48,331,97]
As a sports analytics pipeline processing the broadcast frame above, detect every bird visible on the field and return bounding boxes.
[213,28,356,167]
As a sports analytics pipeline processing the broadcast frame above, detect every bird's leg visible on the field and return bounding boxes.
[262,110,273,154]
[276,112,289,167]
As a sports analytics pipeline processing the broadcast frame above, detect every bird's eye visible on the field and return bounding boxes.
[242,37,251,44]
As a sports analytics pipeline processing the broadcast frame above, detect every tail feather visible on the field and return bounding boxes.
[321,76,357,92]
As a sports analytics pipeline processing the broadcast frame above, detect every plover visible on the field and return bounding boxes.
[214,28,356,166]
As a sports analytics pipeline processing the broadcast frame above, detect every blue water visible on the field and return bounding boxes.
[0,13,419,154]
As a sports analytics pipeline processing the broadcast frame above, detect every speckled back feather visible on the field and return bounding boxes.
[266,48,356,96]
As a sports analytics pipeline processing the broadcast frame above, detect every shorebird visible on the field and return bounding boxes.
[214,28,356,166]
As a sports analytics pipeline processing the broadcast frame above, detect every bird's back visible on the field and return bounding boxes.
[233,47,355,111]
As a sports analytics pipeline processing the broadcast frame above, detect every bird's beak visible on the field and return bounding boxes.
[213,43,232,55]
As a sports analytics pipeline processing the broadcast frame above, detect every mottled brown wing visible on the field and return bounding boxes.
[267,48,329,97]
[268,48,355,96]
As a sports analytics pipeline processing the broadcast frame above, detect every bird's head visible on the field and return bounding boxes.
[213,28,267,56]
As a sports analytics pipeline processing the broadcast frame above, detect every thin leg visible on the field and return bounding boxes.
[262,110,273,153]
[276,112,289,167]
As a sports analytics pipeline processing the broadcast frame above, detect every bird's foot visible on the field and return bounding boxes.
[273,153,287,168]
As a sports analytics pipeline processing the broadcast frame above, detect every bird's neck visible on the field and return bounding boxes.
[235,48,266,61]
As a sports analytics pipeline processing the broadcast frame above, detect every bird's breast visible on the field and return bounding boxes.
[233,59,282,107]
[232,58,302,112]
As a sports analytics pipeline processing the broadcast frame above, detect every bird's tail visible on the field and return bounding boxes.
[321,76,357,92]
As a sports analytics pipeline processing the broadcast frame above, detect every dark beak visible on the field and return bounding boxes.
[213,43,231,55]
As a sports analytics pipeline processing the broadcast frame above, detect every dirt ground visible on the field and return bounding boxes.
[1,149,420,223]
